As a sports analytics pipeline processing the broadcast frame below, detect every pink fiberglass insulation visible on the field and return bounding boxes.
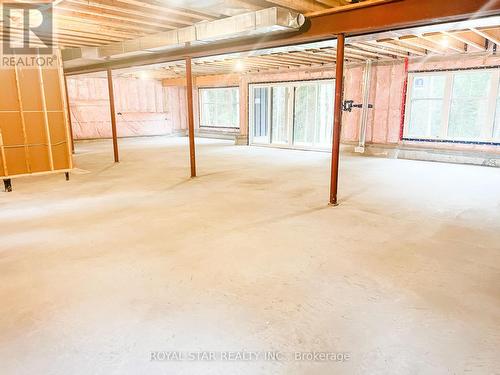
[409,54,500,71]
[67,76,187,139]
[341,65,364,142]
[68,53,500,156]
[371,64,392,143]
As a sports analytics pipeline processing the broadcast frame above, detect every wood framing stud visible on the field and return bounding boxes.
[330,33,345,206]
[399,57,410,140]
[185,56,197,178]
[38,59,55,171]
[106,68,120,163]
[64,75,75,153]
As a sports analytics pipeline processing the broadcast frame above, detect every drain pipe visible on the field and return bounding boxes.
[355,59,372,153]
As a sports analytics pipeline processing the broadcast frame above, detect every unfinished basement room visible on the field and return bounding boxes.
[1,0,500,374]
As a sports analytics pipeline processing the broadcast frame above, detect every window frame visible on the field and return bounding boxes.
[403,67,500,144]
[198,86,240,130]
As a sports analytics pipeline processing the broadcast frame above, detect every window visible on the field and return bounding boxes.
[252,87,269,142]
[405,68,500,143]
[406,75,446,138]
[250,80,334,150]
[448,72,491,139]
[294,84,318,146]
[293,82,335,147]
[199,87,239,129]
[494,79,500,140]
[271,86,290,144]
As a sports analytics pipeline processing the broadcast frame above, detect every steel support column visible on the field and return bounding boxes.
[106,68,119,163]
[185,56,197,177]
[330,34,345,206]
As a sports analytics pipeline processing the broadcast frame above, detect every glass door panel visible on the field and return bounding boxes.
[252,87,270,144]
[271,86,290,145]
[250,80,335,150]
[293,84,318,147]
[316,82,334,148]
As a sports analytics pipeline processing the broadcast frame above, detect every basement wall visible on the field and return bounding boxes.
[68,53,500,165]
[67,76,187,139]
[162,53,500,165]
[342,54,500,158]
[162,68,337,142]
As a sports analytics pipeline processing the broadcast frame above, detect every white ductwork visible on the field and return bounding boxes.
[62,7,305,67]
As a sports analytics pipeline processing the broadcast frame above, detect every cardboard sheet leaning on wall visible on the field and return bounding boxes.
[0,50,73,181]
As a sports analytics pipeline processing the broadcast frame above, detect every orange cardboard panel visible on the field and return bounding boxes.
[0,112,25,145]
[4,148,29,176]
[28,145,50,173]
[42,69,63,111]
[48,111,67,144]
[24,112,47,144]
[18,68,43,111]
[0,70,20,111]
[51,143,70,171]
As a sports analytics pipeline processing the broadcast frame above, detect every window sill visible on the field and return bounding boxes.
[199,126,240,132]
[402,138,500,147]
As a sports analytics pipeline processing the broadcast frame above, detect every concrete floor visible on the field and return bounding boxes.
[1,136,500,375]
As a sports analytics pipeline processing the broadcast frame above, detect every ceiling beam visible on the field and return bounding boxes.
[264,0,328,12]
[396,36,445,54]
[63,0,196,27]
[64,0,500,74]
[470,28,500,46]
[109,0,216,21]
[442,30,486,51]
[374,39,426,56]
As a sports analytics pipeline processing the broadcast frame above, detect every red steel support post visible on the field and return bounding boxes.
[106,68,119,163]
[329,33,345,206]
[185,56,197,177]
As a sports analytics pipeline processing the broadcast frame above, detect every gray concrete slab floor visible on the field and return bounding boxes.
[1,137,499,374]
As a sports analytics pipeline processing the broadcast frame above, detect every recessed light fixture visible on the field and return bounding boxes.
[234,60,245,72]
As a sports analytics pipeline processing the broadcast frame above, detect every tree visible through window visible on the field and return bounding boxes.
[199,87,239,129]
[494,79,500,140]
[407,75,445,138]
[448,72,491,139]
[405,69,499,143]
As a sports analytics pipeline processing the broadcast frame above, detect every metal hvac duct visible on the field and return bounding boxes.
[62,7,305,67]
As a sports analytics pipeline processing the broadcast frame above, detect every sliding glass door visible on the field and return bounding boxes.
[252,87,270,144]
[271,86,292,145]
[249,80,335,150]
